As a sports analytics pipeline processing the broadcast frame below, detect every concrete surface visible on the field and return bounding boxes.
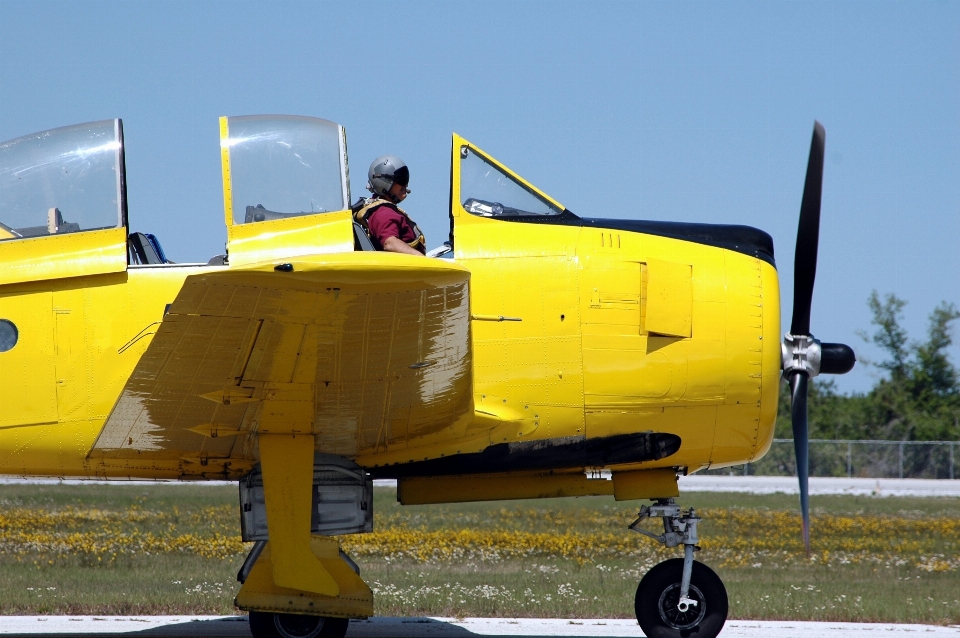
[677,475,960,497]
[1,617,958,637]
[3,476,959,498]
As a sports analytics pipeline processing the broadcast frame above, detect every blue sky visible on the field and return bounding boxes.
[1,1,958,394]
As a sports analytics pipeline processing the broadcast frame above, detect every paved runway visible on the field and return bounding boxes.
[677,475,960,497]
[3,476,959,497]
[1,617,958,637]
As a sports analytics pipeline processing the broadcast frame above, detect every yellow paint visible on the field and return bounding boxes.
[434,134,779,476]
[220,116,233,229]
[398,468,678,505]
[0,227,127,286]
[235,538,373,618]
[87,253,474,470]
[646,258,692,338]
[0,117,782,500]
[259,433,339,596]
[399,471,613,504]
[218,114,355,266]
[226,210,354,267]
[187,423,246,437]
[612,468,679,501]
[0,115,795,620]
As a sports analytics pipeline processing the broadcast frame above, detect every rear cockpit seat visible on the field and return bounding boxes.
[9,208,81,238]
[128,232,169,265]
[353,222,375,251]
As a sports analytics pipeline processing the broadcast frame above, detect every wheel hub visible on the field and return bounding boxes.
[273,614,326,638]
[658,582,707,630]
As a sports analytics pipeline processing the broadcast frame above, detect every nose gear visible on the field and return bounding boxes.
[629,499,728,638]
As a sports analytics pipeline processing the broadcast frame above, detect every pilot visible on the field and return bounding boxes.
[353,156,426,255]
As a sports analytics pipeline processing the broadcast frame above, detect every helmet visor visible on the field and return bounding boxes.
[393,165,409,188]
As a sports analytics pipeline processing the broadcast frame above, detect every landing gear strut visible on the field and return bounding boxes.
[629,499,728,638]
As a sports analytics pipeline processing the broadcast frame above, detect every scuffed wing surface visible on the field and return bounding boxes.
[91,256,473,463]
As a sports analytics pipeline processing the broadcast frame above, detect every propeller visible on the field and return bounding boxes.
[783,122,857,556]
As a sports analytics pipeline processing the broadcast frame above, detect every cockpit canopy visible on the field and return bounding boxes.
[0,119,125,241]
[460,146,563,218]
[0,115,357,278]
[221,115,350,226]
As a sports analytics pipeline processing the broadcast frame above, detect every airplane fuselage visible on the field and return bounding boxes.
[0,216,780,480]
[0,119,781,486]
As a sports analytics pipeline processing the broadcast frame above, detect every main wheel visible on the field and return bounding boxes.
[635,558,728,638]
[248,611,349,638]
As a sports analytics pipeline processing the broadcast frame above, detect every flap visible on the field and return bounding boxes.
[91,253,473,466]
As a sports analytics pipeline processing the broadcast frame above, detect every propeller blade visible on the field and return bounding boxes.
[791,122,825,336]
[789,371,811,557]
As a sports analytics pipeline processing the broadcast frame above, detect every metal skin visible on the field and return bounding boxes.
[0,126,782,482]
[0,116,792,632]
[448,135,781,480]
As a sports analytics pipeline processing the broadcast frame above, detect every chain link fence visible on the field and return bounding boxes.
[704,440,958,479]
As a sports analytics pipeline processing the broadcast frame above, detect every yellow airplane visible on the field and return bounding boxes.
[0,115,854,638]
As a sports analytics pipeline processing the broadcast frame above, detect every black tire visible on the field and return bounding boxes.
[635,558,728,638]
[248,612,349,638]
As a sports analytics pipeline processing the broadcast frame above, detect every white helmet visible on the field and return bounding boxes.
[367,155,410,199]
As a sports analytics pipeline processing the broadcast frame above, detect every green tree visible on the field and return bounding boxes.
[861,292,960,440]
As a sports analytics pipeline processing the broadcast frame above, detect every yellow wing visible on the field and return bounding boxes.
[90,253,473,476]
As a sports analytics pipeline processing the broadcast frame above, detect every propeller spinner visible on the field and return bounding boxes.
[782,122,857,556]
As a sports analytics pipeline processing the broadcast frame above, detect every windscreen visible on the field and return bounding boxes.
[460,146,563,217]
[224,115,348,225]
[0,120,124,240]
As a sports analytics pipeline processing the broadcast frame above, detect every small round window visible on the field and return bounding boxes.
[0,320,19,352]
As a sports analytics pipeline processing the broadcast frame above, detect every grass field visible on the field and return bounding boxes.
[0,482,957,624]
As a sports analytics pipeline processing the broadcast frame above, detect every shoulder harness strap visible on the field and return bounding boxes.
[352,198,425,251]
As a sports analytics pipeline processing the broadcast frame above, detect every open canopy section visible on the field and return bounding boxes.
[460,145,565,218]
[0,119,126,241]
[221,115,350,226]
